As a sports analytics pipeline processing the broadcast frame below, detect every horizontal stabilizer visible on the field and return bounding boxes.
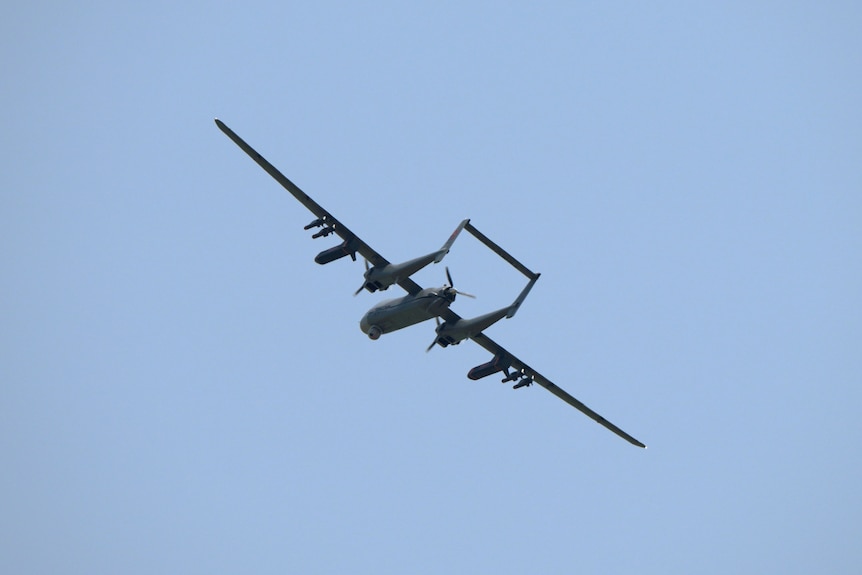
[464,222,538,280]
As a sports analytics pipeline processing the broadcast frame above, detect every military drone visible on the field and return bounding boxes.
[215,119,645,448]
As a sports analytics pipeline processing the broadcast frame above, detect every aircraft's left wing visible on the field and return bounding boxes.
[215,119,425,296]
[475,332,646,448]
[438,305,646,448]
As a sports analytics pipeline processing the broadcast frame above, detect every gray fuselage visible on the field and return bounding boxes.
[359,287,453,337]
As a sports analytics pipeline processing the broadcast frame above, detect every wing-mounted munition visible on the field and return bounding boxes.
[303,215,358,264]
[354,219,469,295]
[215,118,647,448]
[469,355,533,389]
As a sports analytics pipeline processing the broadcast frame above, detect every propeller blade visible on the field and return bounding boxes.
[355,258,370,295]
[445,266,453,287]
[426,337,438,353]
[454,289,476,299]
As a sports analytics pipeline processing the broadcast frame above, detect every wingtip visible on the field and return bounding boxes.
[214,118,235,139]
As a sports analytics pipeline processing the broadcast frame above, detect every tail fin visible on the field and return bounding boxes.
[506,274,540,319]
[434,219,470,263]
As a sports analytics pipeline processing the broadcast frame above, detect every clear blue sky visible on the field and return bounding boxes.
[2,2,860,573]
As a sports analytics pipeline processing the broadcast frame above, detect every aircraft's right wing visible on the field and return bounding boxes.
[463,325,647,448]
[215,119,425,297]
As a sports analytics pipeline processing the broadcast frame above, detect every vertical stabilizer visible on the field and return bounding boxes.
[506,274,540,318]
[434,219,470,263]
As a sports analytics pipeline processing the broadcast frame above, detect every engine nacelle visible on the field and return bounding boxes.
[467,354,509,380]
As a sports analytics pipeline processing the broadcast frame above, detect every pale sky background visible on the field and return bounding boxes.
[2,2,861,574]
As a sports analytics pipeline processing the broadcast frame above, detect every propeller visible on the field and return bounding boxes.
[353,258,371,296]
[428,268,476,352]
[426,317,442,352]
[442,266,476,299]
